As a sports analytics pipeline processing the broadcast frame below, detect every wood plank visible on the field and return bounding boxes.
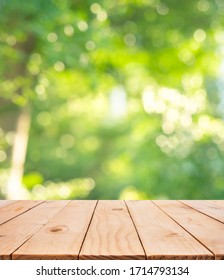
[180,200,224,224]
[210,200,224,208]
[0,200,43,225]
[79,200,145,260]
[154,200,224,260]
[0,200,70,260]
[0,200,17,209]
[126,200,212,260]
[13,200,97,260]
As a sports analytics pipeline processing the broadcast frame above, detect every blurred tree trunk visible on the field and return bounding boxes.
[6,33,36,199]
[6,106,31,199]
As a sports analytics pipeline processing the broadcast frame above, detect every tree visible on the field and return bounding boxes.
[0,0,224,199]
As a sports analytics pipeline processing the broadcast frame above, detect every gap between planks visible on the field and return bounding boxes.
[79,200,145,260]
[0,200,44,226]
[1,200,223,260]
[12,200,97,260]
[153,200,224,260]
[126,200,213,260]
[77,200,99,259]
[0,200,70,260]
[179,200,224,224]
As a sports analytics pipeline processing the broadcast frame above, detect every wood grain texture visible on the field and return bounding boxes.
[0,200,16,209]
[12,200,97,260]
[0,200,43,225]
[154,200,224,260]
[180,200,224,224]
[0,200,70,260]
[1,200,224,260]
[126,200,213,260]
[79,200,145,260]
[210,200,224,208]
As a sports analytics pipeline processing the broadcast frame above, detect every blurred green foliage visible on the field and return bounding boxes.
[0,0,224,199]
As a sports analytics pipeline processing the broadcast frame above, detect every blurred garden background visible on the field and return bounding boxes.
[1,0,224,200]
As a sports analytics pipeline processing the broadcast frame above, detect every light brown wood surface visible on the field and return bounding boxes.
[13,201,97,260]
[0,200,69,259]
[80,200,145,259]
[0,200,223,260]
[0,200,42,225]
[180,200,224,223]
[0,200,16,209]
[126,200,212,259]
[210,200,224,208]
[154,200,224,260]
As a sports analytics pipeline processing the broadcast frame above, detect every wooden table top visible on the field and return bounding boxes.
[0,200,223,260]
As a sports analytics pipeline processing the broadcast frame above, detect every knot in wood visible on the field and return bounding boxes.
[47,225,68,234]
